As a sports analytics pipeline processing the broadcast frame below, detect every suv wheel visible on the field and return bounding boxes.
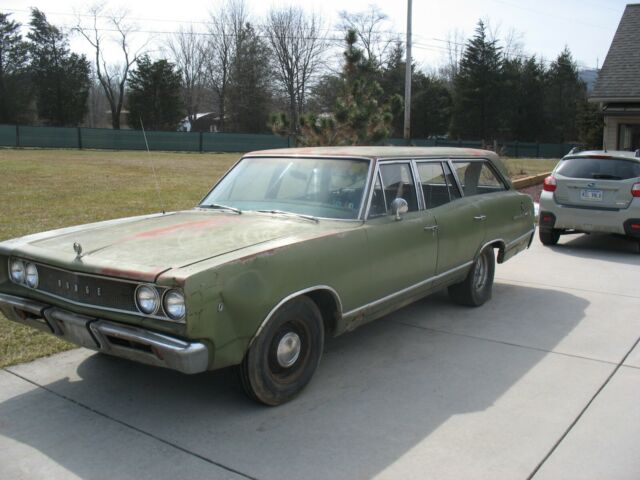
[539,228,561,246]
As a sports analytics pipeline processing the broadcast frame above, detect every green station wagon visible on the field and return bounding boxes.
[0,147,535,405]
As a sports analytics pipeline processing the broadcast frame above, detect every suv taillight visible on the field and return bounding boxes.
[543,176,557,192]
[632,183,640,198]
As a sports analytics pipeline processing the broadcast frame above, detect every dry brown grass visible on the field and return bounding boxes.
[502,157,558,179]
[0,148,238,367]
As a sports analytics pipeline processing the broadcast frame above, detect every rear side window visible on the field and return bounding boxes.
[453,160,507,196]
[416,162,461,208]
[556,157,640,180]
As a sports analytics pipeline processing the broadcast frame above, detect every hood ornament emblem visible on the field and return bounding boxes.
[73,242,83,260]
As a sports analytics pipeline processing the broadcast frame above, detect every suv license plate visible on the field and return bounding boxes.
[580,189,603,201]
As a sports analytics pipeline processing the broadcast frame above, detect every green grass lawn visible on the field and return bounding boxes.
[0,148,558,368]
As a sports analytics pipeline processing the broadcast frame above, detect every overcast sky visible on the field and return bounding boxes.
[2,0,631,71]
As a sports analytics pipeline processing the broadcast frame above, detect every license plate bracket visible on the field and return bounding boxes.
[580,189,603,201]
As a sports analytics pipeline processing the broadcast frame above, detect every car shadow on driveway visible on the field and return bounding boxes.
[1,284,594,480]
[547,233,640,262]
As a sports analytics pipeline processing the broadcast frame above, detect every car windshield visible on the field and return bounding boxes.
[556,157,640,180]
[200,157,370,219]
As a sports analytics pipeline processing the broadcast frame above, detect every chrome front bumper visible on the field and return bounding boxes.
[0,293,209,374]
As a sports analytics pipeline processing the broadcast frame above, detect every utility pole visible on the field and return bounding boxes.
[403,0,412,142]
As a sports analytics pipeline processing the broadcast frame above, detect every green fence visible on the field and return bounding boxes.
[0,124,577,158]
[0,125,291,153]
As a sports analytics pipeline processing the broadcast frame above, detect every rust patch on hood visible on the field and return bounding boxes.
[132,217,234,239]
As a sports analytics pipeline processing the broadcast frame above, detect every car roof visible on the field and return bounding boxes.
[564,150,640,162]
[246,146,499,160]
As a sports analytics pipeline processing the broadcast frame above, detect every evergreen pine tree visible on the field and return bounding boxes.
[127,55,184,131]
[544,48,586,142]
[274,30,401,146]
[0,13,32,123]
[27,8,90,126]
[450,20,503,141]
[226,23,273,133]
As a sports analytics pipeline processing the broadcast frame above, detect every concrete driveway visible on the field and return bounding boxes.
[1,233,639,480]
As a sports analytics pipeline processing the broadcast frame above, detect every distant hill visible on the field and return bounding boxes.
[579,69,599,93]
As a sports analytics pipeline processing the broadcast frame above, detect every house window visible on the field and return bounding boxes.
[618,124,640,151]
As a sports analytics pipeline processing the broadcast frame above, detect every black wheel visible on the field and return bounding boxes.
[239,296,324,406]
[539,227,561,246]
[448,247,495,307]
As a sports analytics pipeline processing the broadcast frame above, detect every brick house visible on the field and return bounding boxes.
[590,3,640,151]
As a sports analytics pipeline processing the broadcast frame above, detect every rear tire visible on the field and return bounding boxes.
[539,228,561,246]
[448,248,495,307]
[239,296,324,406]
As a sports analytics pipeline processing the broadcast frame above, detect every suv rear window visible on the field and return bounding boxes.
[556,157,640,180]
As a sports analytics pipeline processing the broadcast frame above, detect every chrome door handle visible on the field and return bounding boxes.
[473,215,487,222]
[424,225,439,233]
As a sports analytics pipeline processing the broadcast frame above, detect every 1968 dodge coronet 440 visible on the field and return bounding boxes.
[0,147,535,405]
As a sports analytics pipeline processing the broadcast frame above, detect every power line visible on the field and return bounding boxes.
[3,6,600,69]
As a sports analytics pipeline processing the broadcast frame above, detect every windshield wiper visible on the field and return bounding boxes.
[199,203,242,214]
[256,209,319,223]
[592,174,622,180]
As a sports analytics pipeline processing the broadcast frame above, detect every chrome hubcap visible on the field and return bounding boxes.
[276,332,302,368]
[473,255,487,290]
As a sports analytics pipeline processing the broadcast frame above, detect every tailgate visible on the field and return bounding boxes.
[554,177,635,210]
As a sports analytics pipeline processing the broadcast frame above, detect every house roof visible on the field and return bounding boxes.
[591,4,640,102]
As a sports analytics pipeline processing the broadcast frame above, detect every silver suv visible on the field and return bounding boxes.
[538,150,640,249]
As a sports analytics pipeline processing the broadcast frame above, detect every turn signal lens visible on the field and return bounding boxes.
[543,176,557,192]
[632,183,640,198]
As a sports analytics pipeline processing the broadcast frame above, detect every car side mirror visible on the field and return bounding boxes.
[390,197,408,221]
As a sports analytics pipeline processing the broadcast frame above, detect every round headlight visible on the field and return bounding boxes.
[135,285,159,314]
[9,259,25,284]
[163,290,186,321]
[25,263,39,288]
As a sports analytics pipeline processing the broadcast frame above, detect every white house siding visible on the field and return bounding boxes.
[602,116,640,150]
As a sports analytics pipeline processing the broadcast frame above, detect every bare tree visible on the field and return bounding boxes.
[439,29,466,86]
[265,6,328,134]
[165,25,208,129]
[485,19,525,60]
[74,3,145,129]
[338,6,394,68]
[204,0,247,132]
[85,73,110,128]
[502,28,525,61]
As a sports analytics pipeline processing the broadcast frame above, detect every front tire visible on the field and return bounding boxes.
[239,296,324,406]
[539,227,561,246]
[448,247,495,307]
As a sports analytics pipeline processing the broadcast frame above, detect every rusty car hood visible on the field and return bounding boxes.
[3,210,336,281]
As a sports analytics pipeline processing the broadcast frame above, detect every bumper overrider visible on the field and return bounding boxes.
[0,292,209,374]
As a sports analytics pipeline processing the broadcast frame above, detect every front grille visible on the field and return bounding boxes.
[36,264,140,313]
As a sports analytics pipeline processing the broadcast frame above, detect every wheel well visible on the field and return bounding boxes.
[305,289,340,337]
[485,240,506,263]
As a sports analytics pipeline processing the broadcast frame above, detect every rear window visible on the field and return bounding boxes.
[556,157,640,180]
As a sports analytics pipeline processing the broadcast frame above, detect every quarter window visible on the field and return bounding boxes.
[453,161,507,196]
